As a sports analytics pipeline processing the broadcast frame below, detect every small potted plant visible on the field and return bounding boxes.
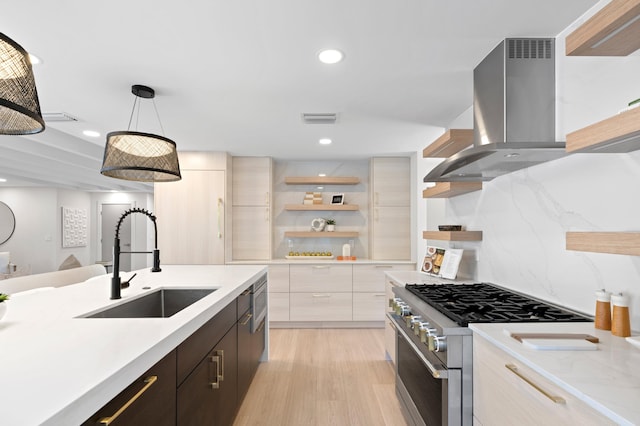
[0,293,8,320]
[325,218,336,232]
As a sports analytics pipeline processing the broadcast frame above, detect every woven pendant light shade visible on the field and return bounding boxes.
[0,33,45,135]
[101,84,181,182]
[101,131,181,182]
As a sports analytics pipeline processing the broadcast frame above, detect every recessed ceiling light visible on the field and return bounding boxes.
[0,178,6,183]
[318,173,326,177]
[317,186,324,190]
[83,130,101,137]
[318,49,344,64]
[319,138,332,145]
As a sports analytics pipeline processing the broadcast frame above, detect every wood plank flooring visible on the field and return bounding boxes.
[234,328,408,426]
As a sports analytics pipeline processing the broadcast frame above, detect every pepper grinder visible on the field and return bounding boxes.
[594,289,611,330]
[611,293,631,337]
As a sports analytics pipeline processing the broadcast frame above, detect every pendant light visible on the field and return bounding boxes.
[101,84,181,182]
[0,33,45,135]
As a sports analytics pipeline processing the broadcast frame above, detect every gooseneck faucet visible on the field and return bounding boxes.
[111,208,161,299]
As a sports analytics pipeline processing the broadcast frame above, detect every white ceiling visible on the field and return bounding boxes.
[0,0,599,192]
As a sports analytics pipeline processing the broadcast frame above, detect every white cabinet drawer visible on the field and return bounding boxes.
[268,292,289,322]
[268,265,289,292]
[352,292,387,321]
[290,264,352,292]
[353,264,414,292]
[290,293,352,321]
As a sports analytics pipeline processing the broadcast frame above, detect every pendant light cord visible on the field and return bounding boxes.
[125,95,165,136]
[151,98,165,136]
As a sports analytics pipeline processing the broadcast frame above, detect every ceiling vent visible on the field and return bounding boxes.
[42,112,78,122]
[301,113,337,124]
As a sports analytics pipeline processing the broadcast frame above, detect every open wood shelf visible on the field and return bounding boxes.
[566,232,640,256]
[566,106,640,153]
[422,231,483,241]
[422,182,483,198]
[285,204,359,211]
[566,0,640,56]
[423,129,474,158]
[285,231,359,238]
[284,177,360,185]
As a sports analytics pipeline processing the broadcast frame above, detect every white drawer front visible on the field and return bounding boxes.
[290,293,352,321]
[290,264,352,292]
[268,265,290,292]
[352,292,387,321]
[353,264,414,292]
[268,292,289,321]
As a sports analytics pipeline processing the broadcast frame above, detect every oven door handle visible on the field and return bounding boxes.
[389,313,449,379]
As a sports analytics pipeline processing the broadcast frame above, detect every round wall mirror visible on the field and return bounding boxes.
[0,201,16,245]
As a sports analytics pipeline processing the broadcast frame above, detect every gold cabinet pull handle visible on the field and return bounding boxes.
[209,355,221,389]
[240,312,253,325]
[505,364,565,404]
[218,349,225,382]
[256,320,265,333]
[98,375,158,425]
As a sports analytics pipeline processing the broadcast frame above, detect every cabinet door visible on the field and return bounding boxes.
[353,292,387,321]
[290,292,352,321]
[232,157,271,206]
[237,309,254,401]
[155,169,225,264]
[268,265,289,292]
[178,324,238,426]
[370,206,411,260]
[352,264,414,292]
[82,351,176,426]
[371,157,410,206]
[269,292,289,321]
[289,264,352,292]
[232,206,271,260]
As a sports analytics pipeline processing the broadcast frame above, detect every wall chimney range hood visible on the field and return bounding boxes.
[424,38,568,182]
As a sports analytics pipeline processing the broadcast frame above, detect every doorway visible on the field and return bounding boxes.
[100,203,132,272]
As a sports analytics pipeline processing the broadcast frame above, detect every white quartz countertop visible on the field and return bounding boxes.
[229,259,415,265]
[0,264,267,426]
[470,322,640,425]
[385,270,466,286]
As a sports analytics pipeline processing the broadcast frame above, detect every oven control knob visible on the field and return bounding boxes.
[393,302,405,315]
[389,298,402,309]
[428,335,447,352]
[414,322,430,336]
[407,315,422,328]
[419,327,437,344]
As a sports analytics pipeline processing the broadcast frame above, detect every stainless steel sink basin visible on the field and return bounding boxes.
[83,288,216,318]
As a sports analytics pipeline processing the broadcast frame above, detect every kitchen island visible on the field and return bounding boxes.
[471,322,640,425]
[0,264,267,426]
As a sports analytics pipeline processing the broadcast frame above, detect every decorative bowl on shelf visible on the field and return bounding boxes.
[438,225,462,231]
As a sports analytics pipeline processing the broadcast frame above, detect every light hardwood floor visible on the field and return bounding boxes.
[234,328,408,426]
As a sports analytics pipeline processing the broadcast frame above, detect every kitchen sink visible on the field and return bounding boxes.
[82,288,217,318]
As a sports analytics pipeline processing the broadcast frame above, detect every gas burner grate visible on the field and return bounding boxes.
[405,283,592,326]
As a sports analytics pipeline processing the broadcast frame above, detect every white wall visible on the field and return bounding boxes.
[427,1,640,330]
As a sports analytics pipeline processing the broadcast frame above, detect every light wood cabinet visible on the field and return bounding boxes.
[353,292,387,321]
[268,265,290,321]
[231,157,272,261]
[352,264,414,292]
[284,176,360,185]
[289,264,352,292]
[155,168,226,264]
[370,157,411,260]
[473,334,613,426]
[290,292,353,321]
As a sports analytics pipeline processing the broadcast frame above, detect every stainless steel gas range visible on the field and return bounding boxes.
[389,282,592,426]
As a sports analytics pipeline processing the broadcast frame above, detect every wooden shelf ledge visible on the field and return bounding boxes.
[423,129,474,158]
[566,0,640,56]
[285,231,359,238]
[422,231,483,241]
[285,204,359,211]
[423,182,483,198]
[566,106,640,153]
[284,177,360,185]
[566,232,640,256]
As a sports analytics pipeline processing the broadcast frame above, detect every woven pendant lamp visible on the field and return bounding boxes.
[101,85,181,182]
[0,33,45,135]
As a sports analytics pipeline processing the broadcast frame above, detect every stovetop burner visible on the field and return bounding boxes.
[405,283,592,326]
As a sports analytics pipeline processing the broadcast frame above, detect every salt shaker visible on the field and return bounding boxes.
[611,293,631,337]
[594,289,611,330]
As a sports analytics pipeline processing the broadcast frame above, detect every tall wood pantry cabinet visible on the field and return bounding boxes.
[231,157,272,260]
[154,152,230,264]
[370,157,411,260]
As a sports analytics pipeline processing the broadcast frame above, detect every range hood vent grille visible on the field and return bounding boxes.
[508,39,552,59]
[301,113,337,124]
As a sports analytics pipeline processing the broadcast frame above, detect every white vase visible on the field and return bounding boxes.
[0,303,6,321]
[326,224,335,232]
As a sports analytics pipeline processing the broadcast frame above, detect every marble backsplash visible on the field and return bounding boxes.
[434,150,640,331]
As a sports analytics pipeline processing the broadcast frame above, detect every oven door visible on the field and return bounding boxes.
[391,314,462,426]
[251,274,267,333]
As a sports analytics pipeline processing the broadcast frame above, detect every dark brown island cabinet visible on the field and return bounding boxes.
[83,291,266,425]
